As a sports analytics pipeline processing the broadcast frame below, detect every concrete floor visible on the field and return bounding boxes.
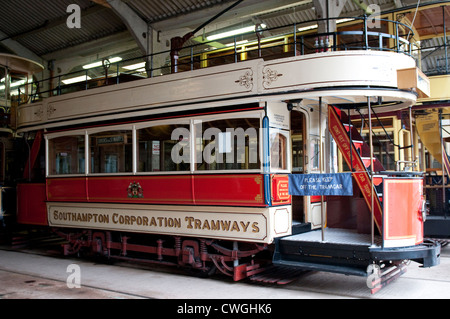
[0,244,449,299]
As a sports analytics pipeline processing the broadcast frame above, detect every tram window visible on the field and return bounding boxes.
[0,142,4,182]
[291,110,305,173]
[270,131,288,171]
[0,67,6,104]
[90,131,132,173]
[137,124,190,172]
[310,138,320,172]
[196,118,260,170]
[292,137,303,172]
[48,135,85,175]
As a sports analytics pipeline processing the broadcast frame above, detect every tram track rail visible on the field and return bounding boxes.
[0,267,149,299]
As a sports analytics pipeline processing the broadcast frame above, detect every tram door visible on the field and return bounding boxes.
[290,109,323,229]
[290,110,306,224]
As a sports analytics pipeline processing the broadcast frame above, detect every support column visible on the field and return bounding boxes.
[313,0,347,34]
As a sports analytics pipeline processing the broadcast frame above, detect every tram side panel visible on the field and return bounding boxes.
[382,177,424,247]
[46,174,269,207]
[15,132,47,227]
[17,177,292,244]
[16,183,47,226]
[15,117,293,244]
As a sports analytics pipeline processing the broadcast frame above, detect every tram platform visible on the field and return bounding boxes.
[273,227,441,278]
[283,228,382,246]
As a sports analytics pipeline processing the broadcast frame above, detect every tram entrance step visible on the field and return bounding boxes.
[292,221,311,235]
[272,259,367,277]
[273,228,381,276]
[249,266,308,285]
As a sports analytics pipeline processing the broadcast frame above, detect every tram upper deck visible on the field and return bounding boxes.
[14,16,426,132]
[16,50,419,131]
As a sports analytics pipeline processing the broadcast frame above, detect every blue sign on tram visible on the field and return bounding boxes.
[288,173,353,196]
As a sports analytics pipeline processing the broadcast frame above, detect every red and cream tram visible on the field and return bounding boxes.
[7,16,441,292]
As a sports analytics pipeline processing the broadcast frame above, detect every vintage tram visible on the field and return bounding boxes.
[2,15,441,293]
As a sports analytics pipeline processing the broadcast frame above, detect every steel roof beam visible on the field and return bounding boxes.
[0,30,45,67]
[107,0,151,55]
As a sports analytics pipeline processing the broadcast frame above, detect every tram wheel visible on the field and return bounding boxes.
[185,264,217,278]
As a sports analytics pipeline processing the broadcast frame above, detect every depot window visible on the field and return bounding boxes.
[48,135,85,175]
[90,130,132,173]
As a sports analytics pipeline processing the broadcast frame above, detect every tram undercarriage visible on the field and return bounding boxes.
[52,228,270,281]
[52,219,440,293]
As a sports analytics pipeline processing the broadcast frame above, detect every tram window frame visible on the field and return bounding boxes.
[135,119,191,173]
[269,128,290,173]
[45,110,265,177]
[89,128,133,174]
[0,66,6,106]
[194,112,262,173]
[309,137,321,172]
[46,132,86,176]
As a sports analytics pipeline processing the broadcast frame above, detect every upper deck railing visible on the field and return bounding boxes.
[13,15,417,106]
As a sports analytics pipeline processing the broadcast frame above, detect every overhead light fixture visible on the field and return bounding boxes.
[82,57,122,69]
[207,24,266,41]
[0,79,27,91]
[225,40,249,47]
[62,75,91,85]
[336,18,355,24]
[10,79,27,87]
[123,62,146,70]
[298,24,318,32]
[297,18,355,32]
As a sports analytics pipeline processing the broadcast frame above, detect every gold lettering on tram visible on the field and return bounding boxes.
[184,216,259,233]
[50,208,261,234]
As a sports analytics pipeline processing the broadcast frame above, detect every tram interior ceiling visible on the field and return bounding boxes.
[0,0,447,294]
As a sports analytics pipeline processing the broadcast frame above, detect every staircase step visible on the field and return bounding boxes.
[361,157,375,168]
[359,157,385,172]
[352,140,363,153]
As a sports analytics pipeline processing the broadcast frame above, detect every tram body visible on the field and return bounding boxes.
[11,49,440,289]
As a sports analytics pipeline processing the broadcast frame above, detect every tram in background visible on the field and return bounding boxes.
[415,104,450,239]
[1,13,442,293]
